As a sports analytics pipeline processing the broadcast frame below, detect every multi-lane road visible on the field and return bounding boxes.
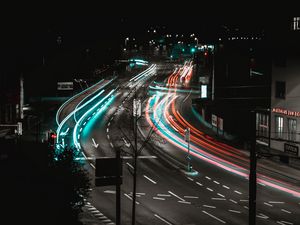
[56,61,300,225]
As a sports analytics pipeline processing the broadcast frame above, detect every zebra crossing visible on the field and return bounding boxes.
[84,200,115,225]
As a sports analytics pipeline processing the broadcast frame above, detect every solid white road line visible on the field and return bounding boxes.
[202,210,226,224]
[143,175,157,184]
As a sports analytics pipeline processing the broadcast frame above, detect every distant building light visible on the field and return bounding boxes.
[292,17,300,30]
[219,38,222,41]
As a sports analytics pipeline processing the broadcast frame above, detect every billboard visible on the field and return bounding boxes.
[57,82,73,90]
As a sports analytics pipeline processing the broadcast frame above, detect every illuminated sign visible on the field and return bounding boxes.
[201,85,207,98]
[272,108,300,117]
[57,82,73,90]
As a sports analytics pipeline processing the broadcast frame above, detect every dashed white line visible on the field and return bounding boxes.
[264,202,273,207]
[154,214,173,225]
[213,181,220,185]
[217,193,225,198]
[211,198,226,201]
[281,209,291,214]
[126,162,133,169]
[104,190,116,194]
[240,199,249,202]
[184,196,199,199]
[229,199,237,204]
[203,205,216,208]
[196,182,203,186]
[107,135,110,139]
[269,201,284,204]
[178,201,191,204]
[228,210,241,214]
[234,190,242,195]
[90,163,95,169]
[206,187,214,192]
[278,220,293,225]
[202,210,226,224]
[259,182,266,186]
[157,194,171,197]
[153,197,165,201]
[256,213,269,219]
[244,206,249,209]
[124,194,140,205]
[187,177,194,181]
[143,175,157,184]
[222,185,230,189]
[205,176,212,180]
[107,128,109,133]
[108,122,110,126]
[168,191,185,202]
[110,142,114,148]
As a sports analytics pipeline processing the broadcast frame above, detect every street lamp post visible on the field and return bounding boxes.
[185,127,191,172]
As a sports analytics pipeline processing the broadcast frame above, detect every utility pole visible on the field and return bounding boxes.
[116,147,121,225]
[185,127,191,172]
[131,95,141,225]
[249,110,257,225]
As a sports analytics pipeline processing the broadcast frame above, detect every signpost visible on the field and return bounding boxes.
[184,127,191,172]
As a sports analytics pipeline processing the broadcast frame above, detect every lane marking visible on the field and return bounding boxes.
[222,185,230,189]
[264,202,273,207]
[107,135,110,140]
[153,197,165,201]
[126,162,134,169]
[234,190,242,195]
[110,142,114,148]
[157,194,171,197]
[187,177,194,181]
[154,214,173,225]
[202,210,226,224]
[196,182,203,186]
[217,193,225,198]
[269,201,284,204]
[259,182,266,186]
[240,199,249,202]
[108,122,110,126]
[203,205,216,208]
[143,175,157,184]
[213,181,220,185]
[281,209,291,214]
[229,199,237,204]
[205,176,212,180]
[178,201,191,204]
[278,221,293,225]
[90,163,95,169]
[212,198,226,201]
[256,213,269,219]
[206,187,214,192]
[124,194,140,205]
[104,190,116,194]
[184,196,199,199]
[107,128,109,133]
[168,191,185,202]
[228,210,241,214]
[244,206,249,209]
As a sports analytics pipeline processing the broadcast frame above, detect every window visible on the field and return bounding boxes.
[288,118,297,141]
[275,116,284,139]
[275,81,286,99]
[256,113,269,145]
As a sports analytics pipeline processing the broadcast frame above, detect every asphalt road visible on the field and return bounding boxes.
[57,62,300,225]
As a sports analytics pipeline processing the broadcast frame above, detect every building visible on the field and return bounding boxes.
[269,17,300,157]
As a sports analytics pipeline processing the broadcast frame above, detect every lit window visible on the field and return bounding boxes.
[275,116,284,139]
[288,118,297,141]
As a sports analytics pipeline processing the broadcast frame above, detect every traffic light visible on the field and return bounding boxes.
[48,131,57,147]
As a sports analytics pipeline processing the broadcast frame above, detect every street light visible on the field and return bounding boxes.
[125,37,129,47]
[194,37,198,46]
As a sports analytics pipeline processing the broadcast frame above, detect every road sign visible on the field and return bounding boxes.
[95,157,123,177]
[133,99,141,117]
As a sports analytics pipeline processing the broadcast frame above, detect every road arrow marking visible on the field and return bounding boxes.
[92,138,99,148]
